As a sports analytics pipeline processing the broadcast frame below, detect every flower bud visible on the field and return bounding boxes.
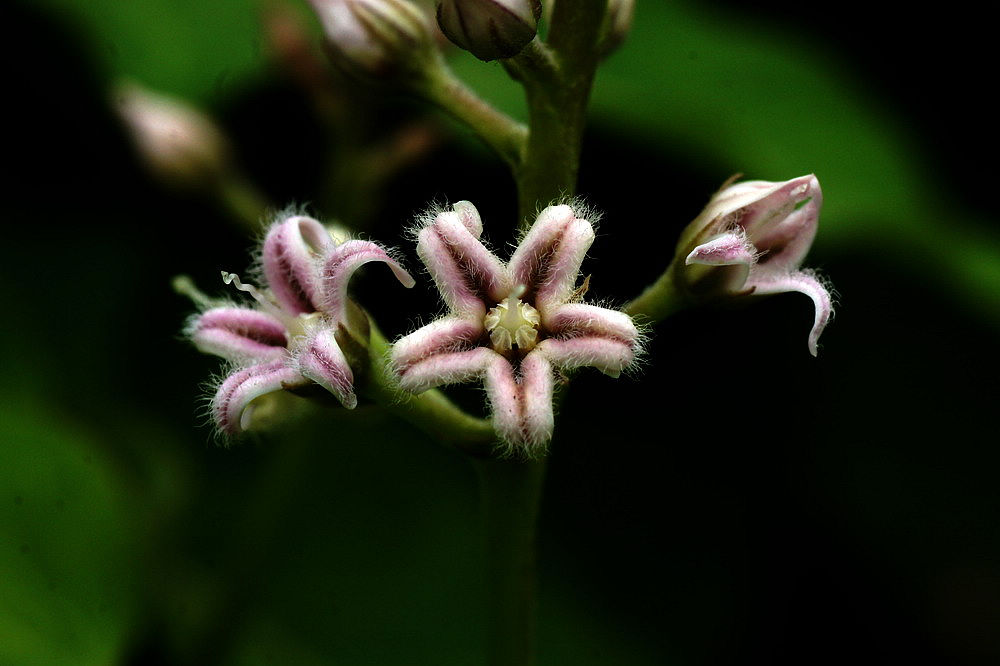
[306,0,434,79]
[676,175,834,356]
[114,82,228,188]
[598,0,635,57]
[436,0,541,61]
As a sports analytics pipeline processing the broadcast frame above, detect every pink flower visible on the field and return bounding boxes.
[680,174,833,356]
[391,201,640,455]
[189,214,414,435]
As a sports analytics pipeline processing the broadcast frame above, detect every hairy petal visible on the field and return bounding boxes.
[536,336,635,378]
[391,316,486,373]
[746,269,833,357]
[296,325,358,408]
[190,307,288,361]
[484,355,520,444]
[510,205,595,311]
[319,239,414,322]
[262,215,333,315]
[396,346,497,393]
[685,231,757,267]
[517,352,555,452]
[213,360,304,436]
[417,208,511,316]
[484,353,554,451]
[542,303,639,345]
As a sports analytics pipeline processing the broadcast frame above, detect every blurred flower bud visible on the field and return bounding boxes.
[598,0,635,57]
[436,0,541,61]
[676,175,834,356]
[306,0,434,79]
[114,82,228,189]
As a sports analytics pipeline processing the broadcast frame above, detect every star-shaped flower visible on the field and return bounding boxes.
[679,174,833,356]
[188,214,413,435]
[391,201,640,455]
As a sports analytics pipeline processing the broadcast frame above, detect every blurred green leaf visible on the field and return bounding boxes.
[0,395,136,665]
[30,0,265,103]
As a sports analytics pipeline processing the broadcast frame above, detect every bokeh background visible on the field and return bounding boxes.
[2,1,998,664]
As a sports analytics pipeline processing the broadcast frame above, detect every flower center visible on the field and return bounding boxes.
[484,285,541,354]
[284,311,323,341]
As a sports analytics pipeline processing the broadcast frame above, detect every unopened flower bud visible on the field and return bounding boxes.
[114,82,228,188]
[676,175,834,356]
[436,0,541,61]
[306,0,434,79]
[598,0,635,57]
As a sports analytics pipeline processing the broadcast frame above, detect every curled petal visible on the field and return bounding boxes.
[395,346,496,393]
[746,269,833,357]
[542,303,639,345]
[319,240,415,322]
[536,336,635,378]
[262,215,333,315]
[417,208,510,316]
[391,316,486,374]
[190,307,288,361]
[685,231,757,267]
[509,205,595,312]
[213,360,304,436]
[485,352,554,452]
[453,200,483,238]
[296,326,358,408]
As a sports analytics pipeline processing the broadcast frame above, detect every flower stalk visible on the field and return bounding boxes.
[510,0,607,224]
[475,457,547,666]
[416,60,528,169]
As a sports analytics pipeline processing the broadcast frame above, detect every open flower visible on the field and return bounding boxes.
[188,214,414,435]
[677,174,833,356]
[391,201,640,455]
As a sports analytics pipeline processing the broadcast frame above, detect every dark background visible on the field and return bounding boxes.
[2,1,998,664]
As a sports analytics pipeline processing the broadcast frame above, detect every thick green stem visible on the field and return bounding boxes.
[513,0,608,226]
[624,259,691,323]
[475,458,547,666]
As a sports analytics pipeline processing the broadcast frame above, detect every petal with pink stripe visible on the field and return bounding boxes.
[296,326,358,408]
[417,208,510,316]
[319,240,414,322]
[542,303,639,345]
[536,336,635,378]
[485,352,555,452]
[396,346,497,393]
[510,205,595,312]
[262,215,332,315]
[213,360,304,435]
[391,316,486,374]
[190,307,288,361]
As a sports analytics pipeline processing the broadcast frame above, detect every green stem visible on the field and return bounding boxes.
[513,0,608,226]
[474,457,547,666]
[213,172,270,231]
[623,259,690,323]
[362,324,496,456]
[419,57,528,170]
